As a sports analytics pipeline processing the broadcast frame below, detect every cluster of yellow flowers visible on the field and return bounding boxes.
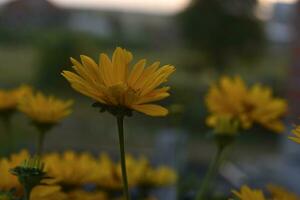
[0,150,176,199]
[232,185,299,200]
[1,47,299,200]
[44,151,177,189]
[206,76,287,133]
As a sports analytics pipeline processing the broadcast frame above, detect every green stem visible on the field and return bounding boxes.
[196,144,226,200]
[24,185,33,200]
[37,130,46,156]
[1,115,14,154]
[2,116,11,134]
[116,115,130,200]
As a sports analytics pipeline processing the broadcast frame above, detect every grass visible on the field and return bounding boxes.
[0,46,37,84]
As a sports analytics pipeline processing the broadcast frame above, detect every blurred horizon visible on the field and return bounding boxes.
[0,0,297,15]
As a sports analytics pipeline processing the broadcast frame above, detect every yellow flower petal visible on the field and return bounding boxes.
[132,104,168,116]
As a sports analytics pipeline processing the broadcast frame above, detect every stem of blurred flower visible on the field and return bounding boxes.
[196,144,227,200]
[37,130,46,156]
[116,115,130,200]
[23,186,32,200]
[1,114,14,154]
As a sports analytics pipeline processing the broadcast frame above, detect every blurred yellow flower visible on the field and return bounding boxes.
[94,153,149,190]
[18,92,73,125]
[0,159,19,191]
[0,150,29,191]
[62,47,175,116]
[206,76,247,127]
[116,154,149,188]
[0,85,32,111]
[97,154,177,189]
[30,185,67,200]
[232,185,266,200]
[143,166,177,187]
[289,125,300,144]
[214,115,239,135]
[267,184,299,200]
[206,76,287,133]
[94,153,122,189]
[68,190,108,200]
[44,151,100,185]
[246,84,287,133]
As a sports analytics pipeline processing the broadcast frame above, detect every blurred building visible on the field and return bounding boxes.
[67,10,178,45]
[0,0,179,47]
[0,0,67,30]
[266,2,295,44]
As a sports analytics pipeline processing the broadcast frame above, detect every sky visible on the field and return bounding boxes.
[0,0,297,14]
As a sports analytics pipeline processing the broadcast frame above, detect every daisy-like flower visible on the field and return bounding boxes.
[246,84,287,133]
[44,151,101,186]
[18,92,73,126]
[96,153,177,190]
[62,47,175,117]
[206,76,248,127]
[18,92,72,155]
[289,125,300,144]
[30,185,67,200]
[0,150,29,191]
[142,166,177,187]
[214,115,239,136]
[232,185,266,200]
[206,76,287,133]
[0,85,32,139]
[62,47,175,200]
[0,85,32,112]
[267,184,299,200]
[95,153,144,190]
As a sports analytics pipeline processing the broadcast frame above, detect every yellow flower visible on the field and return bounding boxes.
[0,150,29,191]
[214,115,239,135]
[289,125,300,144]
[0,85,32,111]
[44,151,100,185]
[246,84,287,133]
[0,159,19,191]
[206,76,248,127]
[96,154,177,189]
[30,185,67,200]
[68,190,108,200]
[232,185,266,200]
[18,92,72,125]
[95,153,143,189]
[267,184,299,200]
[143,166,177,187]
[116,154,150,188]
[206,76,287,133]
[62,47,175,116]
[94,153,121,189]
